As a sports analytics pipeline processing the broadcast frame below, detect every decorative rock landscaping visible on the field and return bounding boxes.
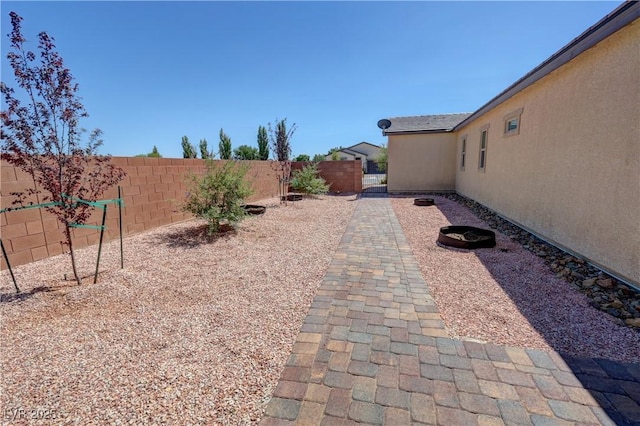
[427,192,640,329]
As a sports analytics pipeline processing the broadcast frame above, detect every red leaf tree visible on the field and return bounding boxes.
[1,12,126,284]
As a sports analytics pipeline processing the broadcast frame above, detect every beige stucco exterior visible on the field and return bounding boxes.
[388,132,457,192]
[454,19,639,285]
[325,151,357,161]
[387,18,640,285]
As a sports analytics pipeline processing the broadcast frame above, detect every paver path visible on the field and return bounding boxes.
[261,197,640,425]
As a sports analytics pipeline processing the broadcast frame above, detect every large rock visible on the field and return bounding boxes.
[596,278,613,289]
[625,318,640,328]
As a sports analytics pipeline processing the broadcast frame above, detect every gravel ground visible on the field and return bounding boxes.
[0,195,356,425]
[3,193,638,425]
[391,195,640,363]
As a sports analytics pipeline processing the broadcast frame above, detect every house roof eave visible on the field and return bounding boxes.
[383,129,454,136]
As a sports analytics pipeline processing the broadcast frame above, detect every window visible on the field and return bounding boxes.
[479,125,489,171]
[503,107,523,137]
[460,136,467,170]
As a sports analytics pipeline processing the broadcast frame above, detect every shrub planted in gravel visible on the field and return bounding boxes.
[290,164,329,196]
[183,161,253,234]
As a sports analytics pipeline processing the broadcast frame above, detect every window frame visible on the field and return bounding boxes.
[503,107,523,137]
[478,124,489,172]
[460,135,467,171]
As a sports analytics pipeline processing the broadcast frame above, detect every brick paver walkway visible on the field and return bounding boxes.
[261,197,640,425]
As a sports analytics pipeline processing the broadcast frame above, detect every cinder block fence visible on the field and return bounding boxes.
[1,158,362,269]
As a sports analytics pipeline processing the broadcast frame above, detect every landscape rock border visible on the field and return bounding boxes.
[417,192,640,330]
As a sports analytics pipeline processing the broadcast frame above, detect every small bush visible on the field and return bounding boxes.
[290,164,330,196]
[183,161,254,234]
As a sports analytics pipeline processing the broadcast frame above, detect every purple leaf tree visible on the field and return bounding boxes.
[1,12,126,284]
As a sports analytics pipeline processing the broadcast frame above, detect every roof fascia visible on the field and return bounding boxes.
[349,141,381,149]
[384,129,453,136]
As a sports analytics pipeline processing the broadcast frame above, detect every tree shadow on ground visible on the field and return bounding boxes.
[151,223,237,249]
[411,194,640,425]
[1,285,54,303]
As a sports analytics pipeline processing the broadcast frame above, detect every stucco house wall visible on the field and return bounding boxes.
[325,152,356,161]
[454,18,639,285]
[388,132,457,192]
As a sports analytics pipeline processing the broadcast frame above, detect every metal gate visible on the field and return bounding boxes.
[362,173,387,195]
[366,160,383,174]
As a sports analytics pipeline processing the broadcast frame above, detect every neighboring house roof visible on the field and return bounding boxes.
[328,142,381,157]
[350,141,381,150]
[325,149,361,159]
[381,1,639,135]
[342,148,367,157]
[384,113,472,135]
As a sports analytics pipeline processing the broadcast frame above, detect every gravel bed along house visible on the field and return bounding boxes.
[391,195,640,363]
[0,195,356,425]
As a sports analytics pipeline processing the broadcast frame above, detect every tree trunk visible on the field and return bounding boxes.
[65,225,82,285]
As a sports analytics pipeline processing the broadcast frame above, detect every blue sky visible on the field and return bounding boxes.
[1,1,620,159]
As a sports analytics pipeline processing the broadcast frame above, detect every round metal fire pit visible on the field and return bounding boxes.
[438,225,496,249]
[280,194,303,202]
[414,198,435,206]
[242,204,266,215]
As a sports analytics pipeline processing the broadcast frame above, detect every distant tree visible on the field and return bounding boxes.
[148,145,162,158]
[182,136,197,158]
[257,125,269,160]
[233,144,259,160]
[376,144,388,172]
[312,154,326,162]
[199,138,214,159]
[218,128,232,160]
[268,118,297,162]
[328,146,345,161]
[0,12,126,285]
[294,154,310,162]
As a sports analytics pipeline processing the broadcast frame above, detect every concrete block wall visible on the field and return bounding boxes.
[292,161,363,193]
[1,158,361,269]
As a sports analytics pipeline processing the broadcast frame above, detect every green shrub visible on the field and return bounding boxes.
[290,164,330,196]
[183,161,254,234]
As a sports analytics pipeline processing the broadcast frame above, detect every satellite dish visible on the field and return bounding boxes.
[377,119,391,130]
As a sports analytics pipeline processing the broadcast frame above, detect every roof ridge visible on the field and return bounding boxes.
[388,112,472,119]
